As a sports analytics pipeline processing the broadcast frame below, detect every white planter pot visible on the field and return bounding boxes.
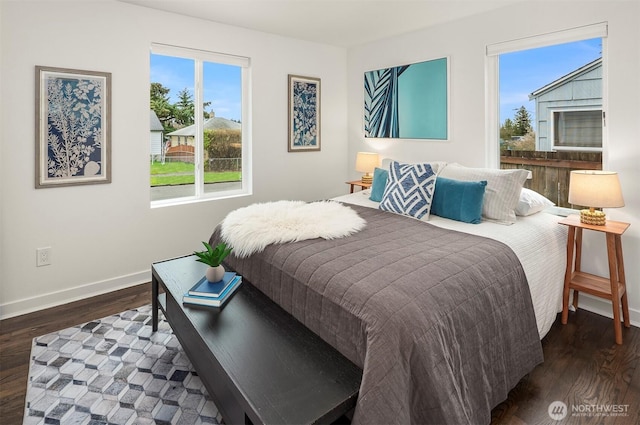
[205,265,225,283]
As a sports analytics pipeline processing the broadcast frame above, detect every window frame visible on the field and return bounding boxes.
[485,22,608,168]
[150,43,252,208]
[550,107,603,152]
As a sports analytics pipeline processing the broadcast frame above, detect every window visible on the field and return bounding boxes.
[486,23,607,207]
[149,44,251,205]
[552,109,602,150]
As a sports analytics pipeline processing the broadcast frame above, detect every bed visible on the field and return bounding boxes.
[209,162,568,424]
[333,188,568,340]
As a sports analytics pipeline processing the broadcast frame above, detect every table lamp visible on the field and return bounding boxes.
[355,152,379,184]
[568,170,625,225]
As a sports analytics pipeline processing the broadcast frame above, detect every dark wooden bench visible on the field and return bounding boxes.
[152,255,362,425]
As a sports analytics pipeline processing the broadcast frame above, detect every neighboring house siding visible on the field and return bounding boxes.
[530,59,602,151]
[150,110,164,160]
[150,131,163,156]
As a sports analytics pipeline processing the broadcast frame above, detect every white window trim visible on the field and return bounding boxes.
[150,43,252,208]
[485,22,608,168]
[486,22,607,57]
[549,107,603,152]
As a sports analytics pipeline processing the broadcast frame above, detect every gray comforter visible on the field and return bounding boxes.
[210,204,543,424]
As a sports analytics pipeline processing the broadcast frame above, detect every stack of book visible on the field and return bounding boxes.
[182,271,242,308]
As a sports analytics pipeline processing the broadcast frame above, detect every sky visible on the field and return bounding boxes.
[499,37,602,125]
[151,38,601,126]
[150,54,242,121]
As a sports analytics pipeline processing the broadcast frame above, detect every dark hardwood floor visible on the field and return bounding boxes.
[1,283,638,425]
[491,309,640,425]
[0,284,151,424]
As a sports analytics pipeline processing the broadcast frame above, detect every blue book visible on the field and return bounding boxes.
[188,272,237,297]
[183,276,242,308]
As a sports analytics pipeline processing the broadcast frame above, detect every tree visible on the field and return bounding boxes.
[172,88,213,127]
[150,82,174,132]
[513,106,532,136]
[174,88,195,127]
[150,83,213,131]
[500,118,516,140]
[500,107,535,150]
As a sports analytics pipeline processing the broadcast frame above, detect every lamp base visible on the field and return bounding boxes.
[580,208,606,226]
[361,173,373,184]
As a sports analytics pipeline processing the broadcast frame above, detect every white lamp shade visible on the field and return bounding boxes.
[355,152,379,173]
[568,170,625,208]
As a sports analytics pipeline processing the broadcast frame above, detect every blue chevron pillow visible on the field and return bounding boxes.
[379,161,437,219]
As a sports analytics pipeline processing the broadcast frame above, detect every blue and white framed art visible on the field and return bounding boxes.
[35,66,112,188]
[364,57,448,140]
[288,74,321,152]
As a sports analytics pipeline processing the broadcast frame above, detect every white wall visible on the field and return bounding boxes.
[0,0,348,318]
[347,1,640,325]
[3,0,638,326]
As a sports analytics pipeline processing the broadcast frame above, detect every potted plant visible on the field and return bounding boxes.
[194,241,233,282]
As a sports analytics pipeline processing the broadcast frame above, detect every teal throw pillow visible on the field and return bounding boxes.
[431,177,487,224]
[369,167,388,202]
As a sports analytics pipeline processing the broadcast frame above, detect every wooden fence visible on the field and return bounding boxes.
[500,150,602,208]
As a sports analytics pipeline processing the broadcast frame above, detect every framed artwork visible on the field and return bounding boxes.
[35,66,112,188]
[288,74,320,152]
[364,57,449,140]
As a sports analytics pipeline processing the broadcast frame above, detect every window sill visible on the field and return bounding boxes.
[150,189,251,209]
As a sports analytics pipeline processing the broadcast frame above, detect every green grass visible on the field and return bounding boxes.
[150,161,194,175]
[150,161,240,186]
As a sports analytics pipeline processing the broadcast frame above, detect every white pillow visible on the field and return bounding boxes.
[381,158,447,174]
[438,163,529,224]
[516,188,555,216]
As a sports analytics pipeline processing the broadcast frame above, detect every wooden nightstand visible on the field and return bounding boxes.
[346,180,372,193]
[559,214,630,344]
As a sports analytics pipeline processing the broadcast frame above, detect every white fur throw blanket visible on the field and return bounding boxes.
[220,200,366,258]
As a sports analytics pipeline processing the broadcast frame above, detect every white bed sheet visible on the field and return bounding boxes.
[333,189,568,339]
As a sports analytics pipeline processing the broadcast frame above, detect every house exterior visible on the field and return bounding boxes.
[165,114,241,163]
[150,110,164,163]
[529,58,602,152]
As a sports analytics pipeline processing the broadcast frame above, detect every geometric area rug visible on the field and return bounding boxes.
[24,304,223,425]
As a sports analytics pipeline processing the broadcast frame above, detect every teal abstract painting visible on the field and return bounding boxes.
[364,57,448,140]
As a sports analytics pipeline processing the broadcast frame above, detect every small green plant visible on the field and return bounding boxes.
[194,241,232,267]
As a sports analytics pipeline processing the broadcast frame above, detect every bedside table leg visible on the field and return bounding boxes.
[572,228,582,310]
[606,233,623,344]
[562,226,576,325]
[622,292,630,328]
[615,235,631,329]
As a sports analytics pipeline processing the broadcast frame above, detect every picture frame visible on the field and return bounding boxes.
[35,66,112,188]
[364,57,449,140]
[288,74,321,152]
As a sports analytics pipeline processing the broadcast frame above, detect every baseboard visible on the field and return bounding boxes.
[0,269,150,320]
[3,272,638,329]
[577,293,640,328]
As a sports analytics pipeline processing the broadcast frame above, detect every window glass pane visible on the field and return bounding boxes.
[497,37,603,207]
[202,61,243,195]
[150,54,195,201]
[149,47,247,204]
[553,110,602,148]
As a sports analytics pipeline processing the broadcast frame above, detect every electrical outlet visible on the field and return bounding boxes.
[36,247,52,267]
